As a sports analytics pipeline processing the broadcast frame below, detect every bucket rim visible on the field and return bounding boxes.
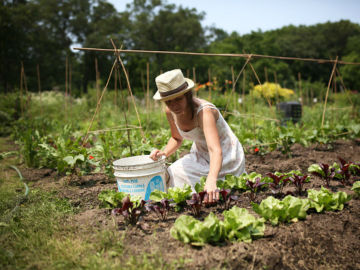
[113,155,165,168]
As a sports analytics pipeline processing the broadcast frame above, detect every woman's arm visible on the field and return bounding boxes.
[198,107,222,203]
[150,107,183,160]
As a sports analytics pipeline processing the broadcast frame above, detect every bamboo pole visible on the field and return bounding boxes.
[242,69,246,112]
[73,47,360,65]
[208,68,212,101]
[69,60,72,97]
[321,56,338,129]
[82,59,117,146]
[20,63,24,116]
[298,72,302,105]
[110,39,145,141]
[249,62,273,110]
[231,66,236,111]
[117,66,133,155]
[114,67,118,110]
[95,57,101,126]
[224,56,252,114]
[65,56,68,121]
[36,64,42,115]
[146,62,150,121]
[264,66,268,82]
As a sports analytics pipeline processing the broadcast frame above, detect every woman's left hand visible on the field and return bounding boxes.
[204,178,219,204]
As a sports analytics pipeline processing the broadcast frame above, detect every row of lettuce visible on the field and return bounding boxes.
[98,159,360,246]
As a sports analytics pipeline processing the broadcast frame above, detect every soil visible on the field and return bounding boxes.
[22,139,360,269]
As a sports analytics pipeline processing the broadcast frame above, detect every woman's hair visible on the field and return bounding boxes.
[184,90,196,119]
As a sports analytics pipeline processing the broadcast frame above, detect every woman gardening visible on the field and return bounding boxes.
[150,69,245,203]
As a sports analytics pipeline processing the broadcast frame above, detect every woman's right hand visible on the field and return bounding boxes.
[149,149,166,161]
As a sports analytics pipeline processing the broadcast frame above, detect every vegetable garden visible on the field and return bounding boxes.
[1,71,360,269]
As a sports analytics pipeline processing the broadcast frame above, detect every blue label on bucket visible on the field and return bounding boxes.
[117,180,145,194]
[144,175,164,200]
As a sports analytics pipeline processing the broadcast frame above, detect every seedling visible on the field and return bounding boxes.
[266,172,290,196]
[112,196,146,226]
[246,178,267,201]
[145,198,172,221]
[219,189,239,210]
[289,174,309,195]
[186,191,207,217]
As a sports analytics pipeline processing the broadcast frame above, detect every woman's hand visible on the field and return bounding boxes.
[204,177,219,204]
[149,149,166,161]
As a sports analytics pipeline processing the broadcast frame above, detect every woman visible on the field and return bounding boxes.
[150,69,245,203]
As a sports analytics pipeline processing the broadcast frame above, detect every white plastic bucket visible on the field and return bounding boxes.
[113,155,167,200]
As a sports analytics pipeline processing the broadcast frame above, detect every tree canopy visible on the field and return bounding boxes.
[1,0,359,94]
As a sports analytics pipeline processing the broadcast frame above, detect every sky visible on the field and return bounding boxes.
[108,0,360,35]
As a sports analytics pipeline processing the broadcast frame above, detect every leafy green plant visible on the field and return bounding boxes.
[288,174,309,195]
[98,190,127,209]
[219,189,239,210]
[308,163,335,187]
[246,177,267,201]
[194,176,206,193]
[170,212,225,246]
[186,192,207,217]
[150,184,192,211]
[307,187,351,212]
[112,196,146,226]
[266,172,290,196]
[145,199,172,221]
[170,206,265,246]
[351,181,360,197]
[252,195,310,226]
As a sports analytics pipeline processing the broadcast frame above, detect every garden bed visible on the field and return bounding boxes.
[23,139,360,269]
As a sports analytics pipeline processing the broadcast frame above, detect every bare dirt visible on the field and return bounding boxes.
[22,139,360,269]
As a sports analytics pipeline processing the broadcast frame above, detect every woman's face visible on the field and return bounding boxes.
[165,95,187,114]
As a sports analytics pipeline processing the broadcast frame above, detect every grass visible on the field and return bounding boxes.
[0,137,186,269]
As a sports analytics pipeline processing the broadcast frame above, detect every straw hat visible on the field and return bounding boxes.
[153,69,195,101]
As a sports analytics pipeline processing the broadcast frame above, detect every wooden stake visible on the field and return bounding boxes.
[95,57,101,126]
[65,56,68,121]
[208,68,211,101]
[321,56,338,128]
[82,59,117,146]
[298,72,302,105]
[242,69,246,112]
[146,62,150,121]
[192,67,196,84]
[20,63,24,116]
[231,66,236,110]
[117,67,132,155]
[110,39,145,141]
[114,67,118,110]
[36,64,42,115]
[264,66,268,82]
[273,71,278,84]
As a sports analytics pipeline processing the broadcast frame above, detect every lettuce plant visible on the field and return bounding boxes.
[222,207,265,243]
[170,212,225,246]
[252,195,310,226]
[170,206,265,246]
[349,163,360,176]
[307,187,351,212]
[150,184,192,211]
[217,172,262,191]
[112,196,146,226]
[98,190,127,209]
[194,177,206,193]
[351,181,360,197]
